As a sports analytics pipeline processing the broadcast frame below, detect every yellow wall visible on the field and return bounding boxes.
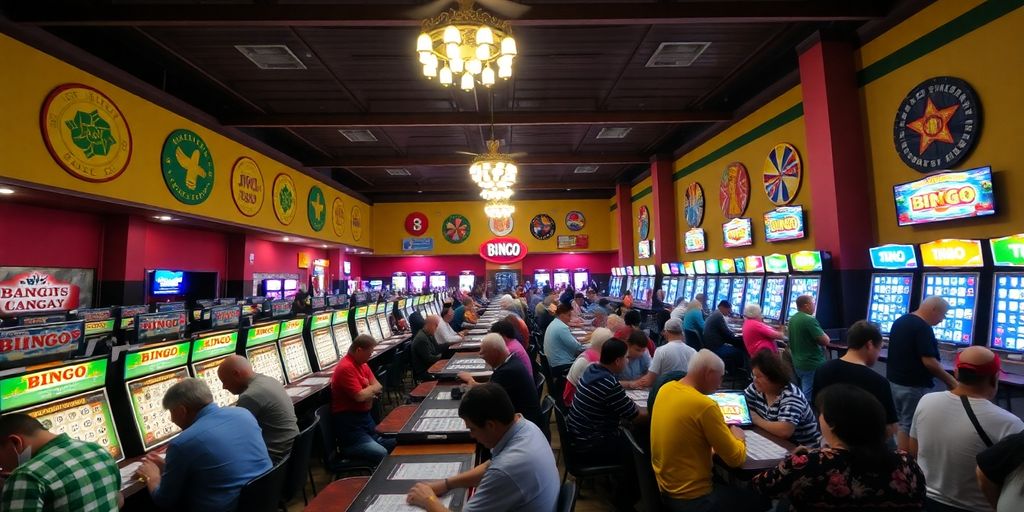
[0,34,371,248]
[370,199,612,255]
[858,0,1024,244]
[671,86,816,260]
[629,177,654,261]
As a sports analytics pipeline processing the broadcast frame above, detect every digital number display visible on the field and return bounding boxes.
[923,273,979,346]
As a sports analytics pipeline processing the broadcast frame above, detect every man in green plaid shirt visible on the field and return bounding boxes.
[0,413,121,511]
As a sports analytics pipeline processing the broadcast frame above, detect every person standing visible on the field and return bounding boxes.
[330,334,396,467]
[702,300,745,371]
[217,355,299,464]
[787,295,831,400]
[887,297,958,451]
[0,413,122,512]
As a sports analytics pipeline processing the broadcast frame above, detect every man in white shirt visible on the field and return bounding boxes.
[622,318,696,390]
[669,298,688,323]
[435,305,465,345]
[911,346,1024,511]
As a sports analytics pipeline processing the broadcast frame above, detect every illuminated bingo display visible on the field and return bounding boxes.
[867,274,914,335]
[354,306,371,338]
[189,331,241,407]
[923,272,979,345]
[192,357,236,407]
[279,335,312,383]
[682,278,695,302]
[990,273,1024,352]
[369,312,385,341]
[379,309,394,339]
[127,367,189,450]
[786,277,821,321]
[745,277,764,310]
[762,277,787,323]
[309,313,339,369]
[332,310,353,356]
[247,343,286,385]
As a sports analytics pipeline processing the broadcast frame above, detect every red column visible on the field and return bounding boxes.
[98,215,148,305]
[650,156,678,265]
[615,182,634,267]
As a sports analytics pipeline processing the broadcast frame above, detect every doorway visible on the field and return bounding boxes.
[492,271,520,294]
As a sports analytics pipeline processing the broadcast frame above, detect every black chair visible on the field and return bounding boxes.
[539,395,555,442]
[280,416,318,506]
[313,405,374,480]
[534,371,546,399]
[556,481,578,512]
[237,453,290,512]
[384,348,409,405]
[621,426,667,512]
[551,405,626,484]
[684,329,703,351]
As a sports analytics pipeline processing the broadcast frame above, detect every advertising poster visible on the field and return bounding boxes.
[0,268,94,317]
[722,218,753,248]
[764,206,805,242]
[893,167,994,226]
[684,228,706,253]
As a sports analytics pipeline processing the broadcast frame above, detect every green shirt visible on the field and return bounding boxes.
[788,311,827,371]
[0,434,121,512]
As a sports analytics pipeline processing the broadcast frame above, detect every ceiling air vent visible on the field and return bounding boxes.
[385,168,411,176]
[645,42,711,68]
[574,165,600,174]
[235,45,307,70]
[596,127,632,139]
[338,129,378,142]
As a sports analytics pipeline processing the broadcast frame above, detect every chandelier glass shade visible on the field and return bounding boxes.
[416,3,517,90]
[484,199,515,219]
[469,139,518,190]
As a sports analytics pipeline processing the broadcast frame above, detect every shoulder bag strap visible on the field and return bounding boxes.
[960,394,994,447]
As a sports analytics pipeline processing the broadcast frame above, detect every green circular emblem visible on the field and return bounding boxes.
[307,185,326,232]
[442,214,471,244]
[161,129,214,205]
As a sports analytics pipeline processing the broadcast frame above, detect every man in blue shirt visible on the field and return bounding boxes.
[406,384,559,512]
[543,303,584,376]
[137,378,271,512]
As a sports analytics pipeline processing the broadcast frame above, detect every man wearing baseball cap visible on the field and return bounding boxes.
[911,346,1023,512]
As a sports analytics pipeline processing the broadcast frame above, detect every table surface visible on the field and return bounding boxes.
[303,476,370,512]
[737,426,797,472]
[410,380,439,400]
[377,404,419,435]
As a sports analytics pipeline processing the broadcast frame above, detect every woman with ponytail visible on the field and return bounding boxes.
[752,384,926,511]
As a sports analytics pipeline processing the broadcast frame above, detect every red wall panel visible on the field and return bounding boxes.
[360,255,485,278]
[143,222,228,275]
[0,202,102,269]
[522,252,616,276]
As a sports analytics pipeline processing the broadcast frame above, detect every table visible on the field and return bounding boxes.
[428,354,492,380]
[377,404,419,435]
[713,426,796,475]
[410,381,439,401]
[449,339,482,352]
[304,476,370,512]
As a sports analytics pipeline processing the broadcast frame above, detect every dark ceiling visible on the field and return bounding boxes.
[1,0,906,202]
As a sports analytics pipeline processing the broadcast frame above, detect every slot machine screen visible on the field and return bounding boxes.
[279,335,313,383]
[19,390,124,461]
[991,273,1024,352]
[786,276,821,321]
[694,277,707,300]
[119,305,149,330]
[573,272,589,291]
[191,356,237,407]
[126,367,189,451]
[458,274,475,292]
[155,301,185,312]
[716,277,732,307]
[369,315,385,341]
[705,278,718,306]
[333,322,353,356]
[730,277,746,316]
[762,277,788,323]
[867,273,914,336]
[311,329,339,369]
[246,343,287,385]
[923,272,979,346]
[683,278,695,302]
[664,279,678,305]
[553,272,571,289]
[429,274,447,290]
[410,275,427,292]
[380,312,394,339]
[745,277,764,310]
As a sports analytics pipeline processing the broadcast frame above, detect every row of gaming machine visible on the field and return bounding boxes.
[604,237,1024,356]
[0,293,448,467]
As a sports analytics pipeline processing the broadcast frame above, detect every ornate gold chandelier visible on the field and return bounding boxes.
[468,139,518,219]
[416,1,518,90]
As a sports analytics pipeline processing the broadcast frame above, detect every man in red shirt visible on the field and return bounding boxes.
[330,334,395,466]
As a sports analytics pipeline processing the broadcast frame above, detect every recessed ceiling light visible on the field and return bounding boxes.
[338,129,378,142]
[283,237,290,242]
[153,215,173,221]
[566,188,572,191]
[0,187,15,195]
[321,244,328,248]
[574,165,599,174]
[417,190,423,194]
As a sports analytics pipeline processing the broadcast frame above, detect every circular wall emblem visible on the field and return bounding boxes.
[161,129,214,205]
[307,185,326,232]
[488,216,514,236]
[893,76,981,173]
[272,173,297,225]
[40,83,133,183]
[637,206,651,240]
[762,143,803,206]
[405,212,429,236]
[331,197,346,237]
[683,182,705,228]
[351,205,363,241]
[442,214,471,244]
[530,214,556,240]
[565,210,586,231]
[719,162,750,219]
[230,157,264,217]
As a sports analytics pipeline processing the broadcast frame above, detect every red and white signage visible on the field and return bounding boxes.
[480,237,528,264]
[405,212,429,236]
[0,272,81,316]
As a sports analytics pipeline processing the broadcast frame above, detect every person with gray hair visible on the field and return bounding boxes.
[218,355,299,464]
[742,303,785,357]
[563,327,614,405]
[624,317,697,390]
[458,334,543,428]
[135,378,271,512]
[605,313,625,333]
[411,314,443,381]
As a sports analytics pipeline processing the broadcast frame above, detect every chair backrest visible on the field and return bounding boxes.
[621,426,665,512]
[556,481,578,512]
[534,371,546,399]
[684,329,703,351]
[280,416,318,503]
[314,405,338,468]
[386,348,407,388]
[539,395,555,442]
[552,405,581,471]
[237,453,291,512]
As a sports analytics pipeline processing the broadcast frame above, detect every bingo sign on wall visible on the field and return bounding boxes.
[893,77,980,173]
[405,212,429,236]
[480,238,528,264]
[161,129,214,205]
[40,84,132,183]
[0,272,80,316]
[230,157,264,217]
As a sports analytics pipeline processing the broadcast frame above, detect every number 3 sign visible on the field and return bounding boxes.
[405,212,429,236]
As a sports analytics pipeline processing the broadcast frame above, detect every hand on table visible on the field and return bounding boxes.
[729,425,746,441]
[143,452,166,471]
[135,459,162,489]
[407,482,441,509]
[456,371,474,384]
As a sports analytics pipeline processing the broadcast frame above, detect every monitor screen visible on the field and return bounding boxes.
[990,273,1024,352]
[684,228,706,253]
[722,218,753,248]
[705,279,718,308]
[17,389,124,461]
[894,166,995,226]
[730,277,746,316]
[279,334,313,383]
[764,206,806,242]
[745,277,764,310]
[265,280,282,292]
[709,392,752,426]
[152,270,185,296]
[867,273,914,336]
[126,367,188,451]
[192,356,239,407]
[682,278,695,302]
[922,272,979,346]
[715,277,732,307]
[786,276,821,321]
[246,343,287,385]
[762,277,788,323]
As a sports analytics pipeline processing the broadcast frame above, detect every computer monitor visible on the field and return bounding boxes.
[709,392,753,427]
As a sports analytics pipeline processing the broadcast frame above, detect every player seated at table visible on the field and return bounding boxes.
[752,384,926,510]
[457,334,543,428]
[0,413,122,512]
[651,349,753,510]
[329,334,396,467]
[615,328,652,383]
[411,315,444,381]
[498,294,522,319]
[563,327,613,405]
[682,299,706,342]
[135,378,271,512]
[702,300,745,371]
[451,299,468,331]
[436,305,465,346]
[543,303,586,377]
[744,350,821,447]
[670,296,689,323]
[622,317,696,391]
[741,304,785,357]
[217,354,300,464]
[406,384,559,512]
[497,311,531,351]
[623,309,657,356]
[489,318,533,379]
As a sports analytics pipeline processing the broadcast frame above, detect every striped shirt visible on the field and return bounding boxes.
[0,434,120,512]
[744,382,821,446]
[567,364,638,448]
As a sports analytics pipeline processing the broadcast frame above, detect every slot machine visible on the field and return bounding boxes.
[919,239,984,348]
[276,318,313,384]
[608,268,622,299]
[785,250,830,325]
[743,256,766,313]
[188,330,240,407]
[553,269,571,290]
[989,234,1024,353]
[353,305,372,338]
[429,272,447,291]
[458,271,475,293]
[572,269,590,291]
[661,264,678,305]
[410,273,427,294]
[716,259,736,308]
[366,303,385,341]
[729,258,747,316]
[761,254,790,325]
[192,299,215,323]
[703,260,720,309]
[682,262,696,302]
[311,296,326,311]
[392,272,408,293]
[534,269,551,288]
[377,301,396,340]
[692,260,708,302]
[427,294,440,316]
[77,307,116,356]
[307,311,340,371]
[332,308,354,356]
[867,244,919,337]
[241,321,286,385]
[115,305,150,344]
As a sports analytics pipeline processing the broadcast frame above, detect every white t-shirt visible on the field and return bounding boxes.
[566,352,596,386]
[911,391,1024,511]
[670,306,688,323]
[648,339,696,377]
[436,320,462,345]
